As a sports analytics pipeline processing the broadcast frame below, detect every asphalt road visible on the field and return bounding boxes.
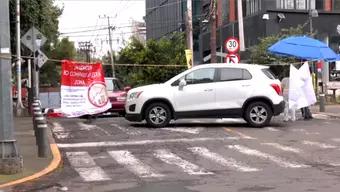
[10,114,340,192]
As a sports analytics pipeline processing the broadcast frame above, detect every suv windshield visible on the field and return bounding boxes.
[105,79,124,91]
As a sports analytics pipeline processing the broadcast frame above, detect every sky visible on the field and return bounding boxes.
[55,0,145,57]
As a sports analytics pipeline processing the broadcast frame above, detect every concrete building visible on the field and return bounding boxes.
[145,0,340,64]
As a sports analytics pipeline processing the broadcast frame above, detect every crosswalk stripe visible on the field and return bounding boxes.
[228,145,309,168]
[161,127,202,134]
[266,127,280,132]
[154,149,213,175]
[261,143,301,153]
[78,122,111,136]
[52,122,71,139]
[57,137,238,148]
[302,141,337,149]
[188,147,259,172]
[66,152,111,182]
[331,138,340,142]
[111,123,141,135]
[108,150,164,178]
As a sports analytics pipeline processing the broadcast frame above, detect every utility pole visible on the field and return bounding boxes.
[0,0,23,174]
[16,0,24,114]
[186,0,194,66]
[237,0,245,51]
[210,0,217,63]
[78,41,93,62]
[100,15,115,77]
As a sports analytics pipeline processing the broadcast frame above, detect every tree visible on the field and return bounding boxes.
[116,32,187,86]
[249,25,311,79]
[9,0,62,53]
[250,25,309,65]
[40,38,76,86]
[9,0,63,86]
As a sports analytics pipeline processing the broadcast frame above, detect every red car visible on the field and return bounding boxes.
[105,77,130,116]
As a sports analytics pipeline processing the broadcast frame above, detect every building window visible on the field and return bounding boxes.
[335,0,340,10]
[276,0,311,10]
[243,0,262,16]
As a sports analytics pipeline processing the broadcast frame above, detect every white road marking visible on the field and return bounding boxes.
[228,145,309,168]
[154,149,213,175]
[188,147,259,172]
[111,123,141,135]
[108,150,163,178]
[261,143,301,153]
[312,114,329,120]
[57,137,239,148]
[161,127,202,134]
[331,138,340,142]
[66,151,111,182]
[216,118,245,123]
[291,129,320,135]
[78,122,111,136]
[52,122,71,139]
[224,128,257,140]
[302,141,337,149]
[266,127,280,132]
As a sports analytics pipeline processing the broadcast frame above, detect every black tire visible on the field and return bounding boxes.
[244,101,272,128]
[144,102,171,128]
[118,111,126,117]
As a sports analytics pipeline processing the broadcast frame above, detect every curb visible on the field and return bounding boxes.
[312,112,340,120]
[0,124,61,189]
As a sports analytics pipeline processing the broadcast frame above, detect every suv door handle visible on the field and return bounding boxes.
[204,89,213,92]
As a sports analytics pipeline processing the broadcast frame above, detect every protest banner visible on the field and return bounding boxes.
[61,60,111,117]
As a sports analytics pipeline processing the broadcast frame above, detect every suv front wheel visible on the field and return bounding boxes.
[244,101,272,127]
[145,102,171,128]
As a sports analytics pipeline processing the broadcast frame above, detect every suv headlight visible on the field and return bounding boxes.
[128,91,143,100]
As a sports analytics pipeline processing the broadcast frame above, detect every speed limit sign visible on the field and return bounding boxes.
[224,37,240,53]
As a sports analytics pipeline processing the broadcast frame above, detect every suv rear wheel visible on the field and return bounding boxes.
[244,101,272,127]
[145,102,171,128]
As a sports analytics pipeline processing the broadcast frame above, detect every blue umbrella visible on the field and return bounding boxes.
[268,36,338,61]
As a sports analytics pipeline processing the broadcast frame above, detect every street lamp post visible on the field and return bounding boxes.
[308,2,324,112]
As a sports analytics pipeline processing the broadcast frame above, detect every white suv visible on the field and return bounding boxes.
[125,63,284,128]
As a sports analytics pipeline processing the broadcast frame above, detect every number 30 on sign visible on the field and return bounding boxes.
[224,37,240,53]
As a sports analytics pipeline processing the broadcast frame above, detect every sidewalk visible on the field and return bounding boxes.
[0,116,59,189]
[311,104,340,119]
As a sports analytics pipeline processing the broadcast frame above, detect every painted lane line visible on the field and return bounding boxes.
[52,122,71,139]
[261,143,301,153]
[188,147,259,172]
[161,127,202,134]
[217,118,245,123]
[154,149,213,175]
[111,123,141,135]
[302,141,337,149]
[66,152,111,182]
[57,137,239,148]
[108,150,163,178]
[331,138,340,142]
[78,122,111,136]
[312,114,329,120]
[291,129,320,135]
[52,122,66,133]
[224,128,257,140]
[266,127,280,132]
[228,145,309,168]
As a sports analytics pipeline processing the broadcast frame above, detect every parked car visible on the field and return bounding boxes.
[105,77,131,116]
[125,63,284,128]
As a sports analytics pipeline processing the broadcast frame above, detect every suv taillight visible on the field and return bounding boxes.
[271,83,282,96]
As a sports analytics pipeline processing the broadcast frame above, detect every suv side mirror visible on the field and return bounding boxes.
[124,86,131,92]
[179,79,187,87]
